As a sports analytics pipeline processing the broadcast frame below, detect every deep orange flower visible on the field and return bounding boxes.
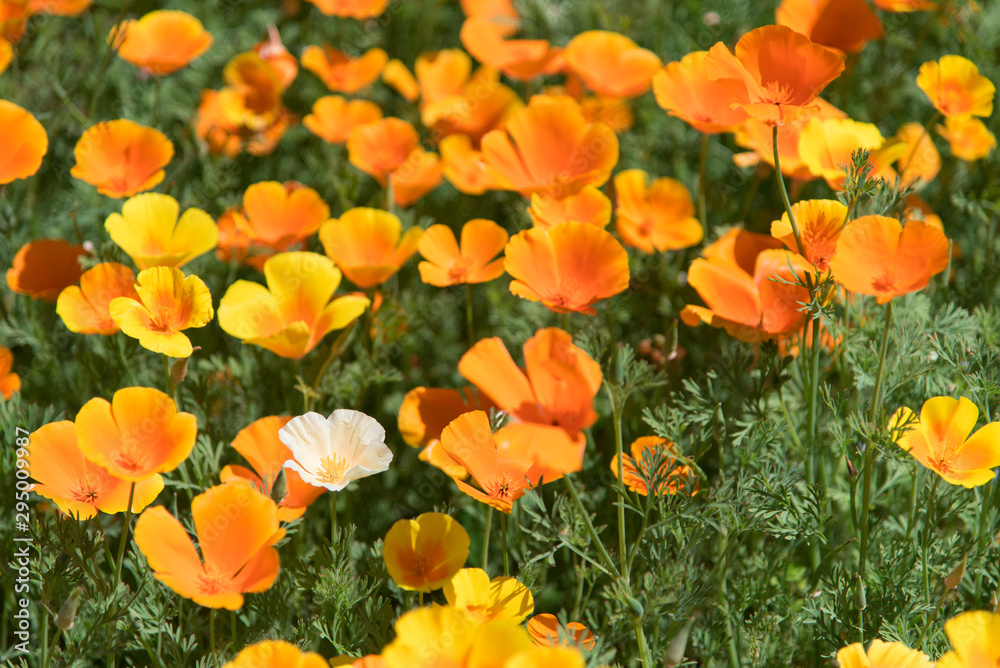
[937,116,996,162]
[382,59,419,101]
[302,45,387,93]
[614,169,703,253]
[775,0,883,54]
[253,26,298,89]
[304,0,387,18]
[829,215,949,303]
[653,51,749,134]
[916,55,995,119]
[383,512,470,592]
[459,17,563,81]
[895,121,941,187]
[440,134,497,194]
[215,207,266,269]
[304,96,382,144]
[134,484,283,609]
[459,0,519,35]
[527,614,596,650]
[0,345,21,399]
[319,208,423,288]
[563,31,662,98]
[0,100,47,184]
[398,387,492,451]
[735,97,846,180]
[703,227,786,274]
[482,95,618,198]
[578,95,634,133]
[224,640,327,668]
[219,416,326,522]
[27,421,163,519]
[76,386,197,481]
[390,149,444,208]
[0,39,11,74]
[798,117,901,190]
[873,0,936,10]
[27,0,91,16]
[770,199,847,272]
[528,187,611,230]
[6,239,87,302]
[217,52,286,130]
[0,0,28,43]
[682,249,812,342]
[105,193,218,269]
[71,120,173,197]
[113,10,213,75]
[504,222,629,315]
[347,117,420,187]
[610,436,697,496]
[57,263,138,335]
[705,25,845,125]
[417,219,508,287]
[420,66,523,145]
[415,49,471,104]
[238,181,329,252]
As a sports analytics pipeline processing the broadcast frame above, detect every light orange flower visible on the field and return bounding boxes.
[217,52,286,130]
[382,59,419,101]
[105,193,217,269]
[440,134,497,194]
[935,610,1000,668]
[57,263,139,335]
[0,39,11,74]
[319,208,423,289]
[6,239,87,302]
[0,345,20,399]
[798,117,901,190]
[916,55,995,119]
[397,386,493,479]
[459,0,519,36]
[705,25,845,125]
[528,187,611,230]
[109,266,214,358]
[652,51,749,134]
[390,149,444,208]
[347,117,420,187]
[835,639,931,668]
[776,0,883,54]
[937,116,996,162]
[873,0,936,10]
[735,97,846,180]
[614,169,703,253]
[505,222,629,315]
[895,121,941,187]
[444,567,534,622]
[703,228,785,274]
[420,66,523,145]
[223,640,327,668]
[27,421,164,519]
[459,17,562,81]
[0,0,28,43]
[134,484,283,609]
[770,199,847,272]
[27,0,92,16]
[220,416,326,522]
[238,181,329,252]
[563,31,661,98]
[902,194,943,232]
[218,252,370,360]
[113,10,213,75]
[417,219,507,287]
[415,49,471,104]
[579,95,633,133]
[71,120,173,198]
[526,614,596,650]
[75,386,197,481]
[682,249,812,342]
[304,96,383,145]
[253,26,298,89]
[304,0,387,19]
[215,207,264,269]
[383,512,470,592]
[828,215,949,304]
[610,436,697,496]
[506,647,585,668]
[0,100,47,184]
[891,397,1000,488]
[481,95,618,198]
[302,45,387,93]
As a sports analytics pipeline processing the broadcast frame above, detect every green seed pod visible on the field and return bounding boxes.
[626,596,644,617]
[712,404,726,444]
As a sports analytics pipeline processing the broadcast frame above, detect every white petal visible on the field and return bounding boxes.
[326,409,387,462]
[355,441,394,473]
[279,412,332,470]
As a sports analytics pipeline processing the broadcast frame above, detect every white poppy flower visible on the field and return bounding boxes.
[279,409,393,492]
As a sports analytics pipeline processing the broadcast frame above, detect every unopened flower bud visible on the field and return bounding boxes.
[664,616,696,667]
[944,553,967,591]
[626,596,644,617]
[609,344,625,386]
[55,587,82,631]
[854,576,866,611]
[270,468,287,505]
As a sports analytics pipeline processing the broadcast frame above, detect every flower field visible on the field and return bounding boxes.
[2,0,1000,666]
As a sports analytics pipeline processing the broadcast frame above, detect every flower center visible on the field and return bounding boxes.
[316,454,350,485]
[448,264,469,282]
[196,569,230,595]
[70,473,105,504]
[114,441,149,473]
[149,306,176,332]
[486,474,515,499]
[871,270,897,295]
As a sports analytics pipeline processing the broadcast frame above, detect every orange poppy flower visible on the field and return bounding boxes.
[459,0,519,36]
[319,208,423,289]
[439,411,536,512]
[937,116,996,162]
[652,51,748,134]
[218,252,370,360]
[27,421,164,519]
[71,120,173,198]
[828,215,949,304]
[109,267,214,358]
[6,239,87,302]
[610,436,697,496]
[459,17,563,81]
[0,100,47,184]
[528,187,611,230]
[902,194,943,232]
[113,10,213,76]
[916,55,995,119]
[304,96,383,146]
[770,199,847,272]
[0,345,21,399]
[527,614,596,650]
[0,0,28,43]
[253,26,298,90]
[75,386,197,481]
[27,0,92,16]
[775,0,883,55]
[382,59,419,101]
[835,640,931,668]
[895,121,941,187]
[703,228,785,273]
[383,512,470,592]
[414,49,471,104]
[613,169,703,253]
[444,567,534,622]
[390,149,444,207]
[420,67,523,145]
[798,117,901,190]
[892,397,1000,488]
[215,206,267,269]
[134,484,284,609]
[217,52,286,131]
[105,193,217,269]
[57,263,139,335]
[505,222,629,315]
[397,386,493,479]
[873,0,936,9]
[440,134,497,194]
[238,181,329,252]
[347,117,420,187]
[302,45,387,93]
[304,0,387,18]
[0,39,11,74]
[578,95,633,133]
[417,219,508,287]
[563,31,662,98]
[682,249,813,342]
[482,95,618,198]
[705,25,845,125]
[936,610,1000,668]
[223,640,328,668]
[735,97,846,180]
[220,416,326,522]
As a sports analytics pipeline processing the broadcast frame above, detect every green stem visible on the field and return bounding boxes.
[698,133,710,231]
[330,491,338,547]
[307,323,357,412]
[772,124,805,255]
[88,0,131,119]
[610,387,628,581]
[481,506,493,571]
[777,386,804,453]
[561,476,618,575]
[465,284,475,349]
[915,585,948,650]
[560,311,570,333]
[418,591,424,607]
[163,355,175,397]
[631,613,655,668]
[209,609,216,657]
[151,76,162,128]
[973,486,991,605]
[45,628,62,668]
[921,476,940,606]
[501,512,509,576]
[112,482,136,589]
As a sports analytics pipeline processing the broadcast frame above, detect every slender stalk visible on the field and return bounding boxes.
[610,387,628,580]
[777,386,804,452]
[330,491,338,547]
[501,512,509,576]
[163,355,176,397]
[973,486,991,605]
[481,506,493,571]
[45,628,62,668]
[307,324,357,412]
[561,476,618,575]
[631,613,655,668]
[560,311,570,333]
[112,483,136,589]
[915,586,948,650]
[772,125,805,254]
[905,467,924,542]
[418,591,424,607]
[921,476,940,605]
[209,609,216,657]
[465,284,475,349]
[88,0,131,118]
[698,134,710,230]
[900,112,942,177]
[151,76,162,127]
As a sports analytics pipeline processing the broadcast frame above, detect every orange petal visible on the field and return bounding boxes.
[6,238,87,302]
[0,100,47,184]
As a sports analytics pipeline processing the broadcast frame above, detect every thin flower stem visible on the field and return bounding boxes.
[501,512,509,576]
[418,591,424,607]
[900,112,942,177]
[112,482,136,590]
[308,323,357,412]
[610,387,628,581]
[163,355,175,397]
[465,284,475,349]
[481,506,493,571]
[561,475,618,576]
[915,585,948,650]
[330,491,338,547]
[698,133,710,231]
[88,0,131,119]
[772,125,805,255]
[560,311,570,333]
[209,609,216,657]
[631,614,655,668]
[151,76,162,128]
[905,467,924,543]
[973,486,992,606]
[921,476,940,606]
[45,628,62,668]
[777,386,804,452]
